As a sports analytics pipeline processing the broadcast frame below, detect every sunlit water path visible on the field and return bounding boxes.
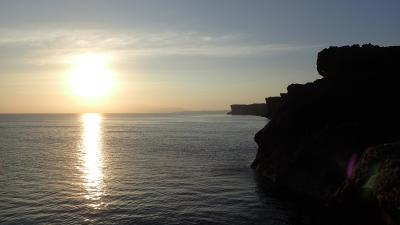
[80,113,105,209]
[0,113,295,224]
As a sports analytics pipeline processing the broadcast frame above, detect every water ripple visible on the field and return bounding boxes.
[0,113,295,224]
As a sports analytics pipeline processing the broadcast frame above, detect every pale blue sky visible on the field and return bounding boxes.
[0,0,399,113]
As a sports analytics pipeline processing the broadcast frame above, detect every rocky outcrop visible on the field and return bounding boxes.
[228,103,267,117]
[228,97,283,118]
[251,44,400,224]
[317,44,400,79]
[265,96,283,119]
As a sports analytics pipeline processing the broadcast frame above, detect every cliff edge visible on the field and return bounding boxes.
[252,44,400,225]
[228,103,267,117]
[228,97,283,118]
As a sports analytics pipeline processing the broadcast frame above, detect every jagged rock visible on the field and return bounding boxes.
[317,44,400,79]
[252,44,400,224]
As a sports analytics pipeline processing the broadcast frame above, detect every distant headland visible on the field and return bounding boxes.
[228,97,282,118]
[247,44,400,225]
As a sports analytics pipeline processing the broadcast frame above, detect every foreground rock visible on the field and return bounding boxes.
[265,96,283,119]
[334,143,400,224]
[251,44,400,224]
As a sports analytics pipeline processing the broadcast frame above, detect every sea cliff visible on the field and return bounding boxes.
[228,97,283,118]
[228,103,267,117]
[252,44,400,225]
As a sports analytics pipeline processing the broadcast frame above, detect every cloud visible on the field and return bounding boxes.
[0,29,316,67]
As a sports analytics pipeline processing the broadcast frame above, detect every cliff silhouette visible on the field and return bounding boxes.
[252,44,400,225]
[228,97,283,118]
[228,103,267,117]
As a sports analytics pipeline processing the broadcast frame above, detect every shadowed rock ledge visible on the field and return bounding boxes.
[251,44,400,225]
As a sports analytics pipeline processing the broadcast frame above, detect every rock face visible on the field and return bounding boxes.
[317,44,400,79]
[228,97,283,118]
[228,103,267,117]
[251,44,400,224]
[334,143,400,224]
[265,96,283,119]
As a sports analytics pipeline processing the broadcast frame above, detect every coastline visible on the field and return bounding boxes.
[250,44,400,225]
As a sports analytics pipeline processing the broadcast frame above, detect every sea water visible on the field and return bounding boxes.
[0,113,294,224]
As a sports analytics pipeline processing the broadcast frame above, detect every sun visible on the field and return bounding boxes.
[68,53,114,98]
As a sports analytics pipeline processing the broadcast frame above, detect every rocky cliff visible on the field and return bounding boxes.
[252,44,400,225]
[228,97,283,118]
[228,103,267,116]
[265,96,283,119]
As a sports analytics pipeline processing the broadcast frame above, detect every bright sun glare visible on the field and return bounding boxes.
[69,53,114,98]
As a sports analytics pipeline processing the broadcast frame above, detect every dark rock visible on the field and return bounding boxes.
[228,98,283,119]
[252,44,400,224]
[228,103,267,117]
[265,96,283,119]
[334,143,400,224]
[317,44,400,79]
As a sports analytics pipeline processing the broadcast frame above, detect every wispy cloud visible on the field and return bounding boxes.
[0,29,315,66]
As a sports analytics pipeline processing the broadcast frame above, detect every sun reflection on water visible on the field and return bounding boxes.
[80,113,105,209]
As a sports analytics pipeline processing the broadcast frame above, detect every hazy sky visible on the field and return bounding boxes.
[0,0,399,113]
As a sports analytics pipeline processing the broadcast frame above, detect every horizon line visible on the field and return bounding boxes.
[0,110,229,115]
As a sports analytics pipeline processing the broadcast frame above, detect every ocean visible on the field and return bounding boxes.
[0,113,294,224]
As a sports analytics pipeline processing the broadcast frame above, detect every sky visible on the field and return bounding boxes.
[0,0,399,113]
